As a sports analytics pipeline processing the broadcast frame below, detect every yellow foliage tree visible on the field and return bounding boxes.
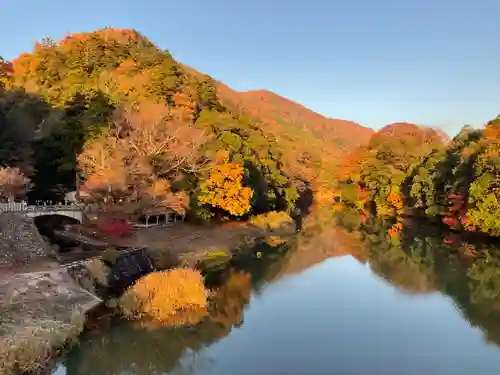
[199,162,253,216]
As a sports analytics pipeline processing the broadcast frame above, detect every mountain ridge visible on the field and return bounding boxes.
[216,83,373,151]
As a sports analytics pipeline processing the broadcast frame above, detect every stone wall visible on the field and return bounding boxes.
[0,212,102,374]
[107,249,155,295]
[0,213,54,270]
[66,248,155,298]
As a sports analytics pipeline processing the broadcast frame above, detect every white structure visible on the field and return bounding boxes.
[133,209,184,228]
[64,191,79,204]
[0,202,83,223]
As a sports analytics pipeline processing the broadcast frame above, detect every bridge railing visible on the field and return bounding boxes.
[0,201,81,213]
[0,202,28,212]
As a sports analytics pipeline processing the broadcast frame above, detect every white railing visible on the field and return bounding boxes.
[0,201,28,212]
[0,201,81,213]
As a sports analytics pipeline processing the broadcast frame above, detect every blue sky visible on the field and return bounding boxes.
[2,0,499,134]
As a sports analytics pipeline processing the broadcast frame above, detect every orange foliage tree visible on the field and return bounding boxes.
[78,102,210,212]
[199,161,253,217]
[0,167,32,201]
[0,56,10,90]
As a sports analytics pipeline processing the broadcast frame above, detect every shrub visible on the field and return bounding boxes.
[85,259,109,286]
[204,250,229,259]
[146,248,179,270]
[250,211,293,230]
[119,268,208,326]
[101,247,120,265]
[0,167,32,202]
[99,219,132,237]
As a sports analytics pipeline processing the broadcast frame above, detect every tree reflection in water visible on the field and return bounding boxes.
[60,212,500,374]
[342,213,500,349]
[62,262,269,375]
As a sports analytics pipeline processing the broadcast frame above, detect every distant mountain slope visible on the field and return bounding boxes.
[213,84,373,186]
[217,84,373,151]
[178,64,374,186]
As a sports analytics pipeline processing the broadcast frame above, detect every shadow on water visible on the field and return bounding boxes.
[54,211,500,374]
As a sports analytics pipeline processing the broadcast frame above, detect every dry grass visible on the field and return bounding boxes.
[127,223,269,267]
[250,211,294,230]
[119,268,208,326]
[0,313,84,375]
[107,216,295,270]
[85,259,109,286]
[0,269,101,375]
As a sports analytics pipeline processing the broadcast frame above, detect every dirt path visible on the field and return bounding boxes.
[111,222,277,265]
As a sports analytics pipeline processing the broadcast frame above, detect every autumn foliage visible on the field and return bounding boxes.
[77,102,207,212]
[120,268,208,326]
[337,122,445,218]
[98,219,132,237]
[0,167,32,201]
[2,28,311,215]
[388,222,403,238]
[199,162,253,216]
[216,84,374,184]
[336,116,500,238]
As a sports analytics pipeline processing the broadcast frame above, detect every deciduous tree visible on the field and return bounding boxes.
[199,162,253,216]
[0,167,32,201]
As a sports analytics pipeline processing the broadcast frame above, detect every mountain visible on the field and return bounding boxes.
[216,84,373,184]
[1,27,373,214]
[217,85,373,150]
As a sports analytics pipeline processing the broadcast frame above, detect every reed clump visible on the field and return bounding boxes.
[119,268,208,326]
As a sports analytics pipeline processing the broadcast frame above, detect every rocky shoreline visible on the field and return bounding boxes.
[0,213,102,375]
[0,212,296,375]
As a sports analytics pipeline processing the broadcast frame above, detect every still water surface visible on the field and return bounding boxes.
[53,223,500,375]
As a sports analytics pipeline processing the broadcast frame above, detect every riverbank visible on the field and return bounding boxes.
[54,228,500,375]
[0,213,102,375]
[0,211,296,375]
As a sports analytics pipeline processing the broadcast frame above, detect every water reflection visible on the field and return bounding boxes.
[348,215,500,348]
[60,270,254,375]
[55,215,500,375]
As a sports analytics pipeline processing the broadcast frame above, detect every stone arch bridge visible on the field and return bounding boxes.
[0,202,83,222]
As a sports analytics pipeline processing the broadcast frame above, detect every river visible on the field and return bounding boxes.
[52,218,500,375]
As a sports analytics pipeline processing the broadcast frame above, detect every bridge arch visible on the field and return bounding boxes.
[34,214,81,253]
[26,208,83,223]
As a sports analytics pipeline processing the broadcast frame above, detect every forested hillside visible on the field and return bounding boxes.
[216,84,373,184]
[0,27,370,219]
[337,118,500,237]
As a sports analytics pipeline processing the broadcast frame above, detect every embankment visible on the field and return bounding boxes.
[0,213,101,375]
[0,211,297,375]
